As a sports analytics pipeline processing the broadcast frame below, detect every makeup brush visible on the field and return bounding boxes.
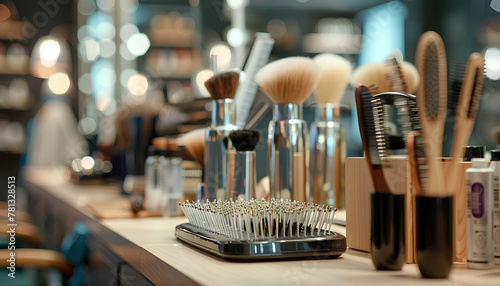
[310,53,352,206]
[351,62,388,95]
[229,129,261,152]
[313,53,352,105]
[228,129,261,201]
[204,70,240,100]
[256,57,320,202]
[355,85,390,193]
[179,128,205,166]
[415,31,448,197]
[203,65,240,201]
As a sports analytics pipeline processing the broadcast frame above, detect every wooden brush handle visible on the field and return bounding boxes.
[355,85,391,193]
[406,131,422,196]
[415,31,447,196]
[450,52,484,162]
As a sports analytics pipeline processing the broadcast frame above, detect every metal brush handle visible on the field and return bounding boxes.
[309,104,345,207]
[268,104,309,202]
[204,99,238,201]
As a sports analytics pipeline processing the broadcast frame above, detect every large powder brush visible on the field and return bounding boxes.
[351,60,420,95]
[256,57,320,105]
[313,53,352,104]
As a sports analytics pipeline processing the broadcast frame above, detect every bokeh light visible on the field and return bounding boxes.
[48,73,71,95]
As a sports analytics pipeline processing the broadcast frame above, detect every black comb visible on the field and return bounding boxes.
[355,85,390,193]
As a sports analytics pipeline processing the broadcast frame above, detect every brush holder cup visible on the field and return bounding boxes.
[268,104,308,202]
[415,196,453,278]
[204,99,238,201]
[309,104,345,208]
[370,192,406,270]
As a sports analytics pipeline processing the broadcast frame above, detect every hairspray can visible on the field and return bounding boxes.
[466,158,494,269]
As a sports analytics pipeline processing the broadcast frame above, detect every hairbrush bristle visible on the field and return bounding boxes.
[312,53,352,104]
[466,53,485,118]
[179,128,205,166]
[180,199,337,240]
[350,62,389,94]
[256,57,320,105]
[204,70,240,100]
[416,31,447,123]
[229,129,262,152]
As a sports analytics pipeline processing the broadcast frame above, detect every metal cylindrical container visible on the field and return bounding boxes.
[268,104,308,202]
[204,98,238,201]
[309,104,345,207]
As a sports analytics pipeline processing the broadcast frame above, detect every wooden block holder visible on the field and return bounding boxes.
[345,157,470,264]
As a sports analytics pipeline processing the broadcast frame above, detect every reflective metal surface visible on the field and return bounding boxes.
[175,223,346,260]
[231,151,256,200]
[268,104,309,202]
[204,99,238,201]
[309,104,345,207]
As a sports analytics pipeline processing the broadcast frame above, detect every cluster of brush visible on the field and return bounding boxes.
[354,31,485,279]
[179,198,337,240]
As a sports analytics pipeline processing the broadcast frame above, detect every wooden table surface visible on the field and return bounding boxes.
[23,167,500,286]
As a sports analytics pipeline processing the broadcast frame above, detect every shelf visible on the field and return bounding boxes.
[0,21,34,41]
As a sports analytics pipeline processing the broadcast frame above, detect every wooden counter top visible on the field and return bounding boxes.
[23,167,500,286]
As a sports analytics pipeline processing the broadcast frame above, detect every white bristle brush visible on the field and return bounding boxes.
[256,57,320,105]
[256,56,319,202]
[313,53,353,104]
[350,60,419,94]
[180,199,337,240]
[350,61,389,95]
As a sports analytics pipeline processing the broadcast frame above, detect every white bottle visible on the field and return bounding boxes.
[466,158,494,269]
[489,150,500,264]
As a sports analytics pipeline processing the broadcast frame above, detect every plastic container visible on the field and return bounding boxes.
[466,158,494,269]
[490,150,500,264]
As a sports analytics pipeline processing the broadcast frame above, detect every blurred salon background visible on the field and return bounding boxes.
[0,0,499,200]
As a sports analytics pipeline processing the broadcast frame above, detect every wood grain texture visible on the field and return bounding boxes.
[443,161,471,263]
[347,158,471,264]
[345,157,409,262]
[85,198,163,219]
[23,166,500,285]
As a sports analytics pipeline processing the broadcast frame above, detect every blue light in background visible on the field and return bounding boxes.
[349,1,408,156]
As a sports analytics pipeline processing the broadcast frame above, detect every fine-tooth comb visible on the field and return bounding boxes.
[175,199,347,260]
[355,85,390,193]
[415,31,448,196]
